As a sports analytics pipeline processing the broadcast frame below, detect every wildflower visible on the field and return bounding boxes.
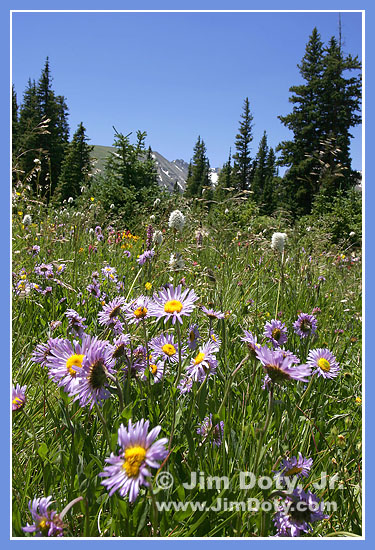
[100,419,168,502]
[271,232,287,253]
[241,330,260,357]
[306,348,340,379]
[293,313,318,339]
[264,319,288,347]
[12,383,27,411]
[150,333,184,363]
[274,453,313,484]
[71,338,114,409]
[169,252,185,270]
[145,282,152,291]
[31,338,60,367]
[35,263,54,279]
[209,331,221,351]
[14,279,32,297]
[123,250,132,258]
[31,245,40,257]
[87,282,101,299]
[149,284,198,325]
[107,334,131,364]
[145,224,154,250]
[255,346,311,384]
[123,296,150,325]
[98,297,126,328]
[67,197,74,204]
[168,209,185,231]
[356,396,362,405]
[201,306,225,320]
[50,320,62,332]
[102,265,117,281]
[22,214,32,226]
[187,324,200,351]
[137,249,155,266]
[197,414,224,447]
[177,375,194,394]
[153,230,163,245]
[46,335,94,394]
[140,359,165,383]
[65,309,87,338]
[22,496,64,537]
[56,264,66,274]
[273,487,327,537]
[186,340,218,382]
[153,198,161,208]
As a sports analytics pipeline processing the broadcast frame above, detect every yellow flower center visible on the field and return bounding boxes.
[134,306,148,319]
[162,344,176,356]
[211,334,217,342]
[66,354,85,377]
[194,352,206,365]
[317,358,331,372]
[150,364,158,375]
[284,466,303,476]
[123,446,147,477]
[12,397,24,408]
[164,300,183,314]
[38,518,50,536]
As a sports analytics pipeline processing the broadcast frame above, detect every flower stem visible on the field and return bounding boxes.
[253,386,273,474]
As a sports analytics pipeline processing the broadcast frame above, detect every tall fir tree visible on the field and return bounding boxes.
[232,97,254,191]
[54,122,94,203]
[184,136,211,198]
[215,148,233,201]
[262,147,279,215]
[251,131,269,202]
[17,79,43,185]
[36,57,69,197]
[12,85,19,156]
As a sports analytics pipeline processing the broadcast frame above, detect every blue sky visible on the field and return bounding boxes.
[12,10,362,170]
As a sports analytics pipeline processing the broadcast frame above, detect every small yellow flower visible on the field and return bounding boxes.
[18,211,23,216]
[145,282,152,291]
[16,192,21,196]
[355,396,362,405]
[78,247,84,253]
[90,197,95,202]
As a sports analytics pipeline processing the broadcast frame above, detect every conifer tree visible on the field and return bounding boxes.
[185,136,210,198]
[252,131,269,202]
[232,97,254,191]
[54,122,94,203]
[12,85,19,156]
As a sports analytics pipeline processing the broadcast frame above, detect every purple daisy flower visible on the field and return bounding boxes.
[123,250,132,258]
[177,375,194,394]
[148,284,198,325]
[107,334,131,364]
[102,265,117,282]
[197,414,224,447]
[100,419,168,502]
[273,487,328,537]
[149,333,184,363]
[241,329,260,357]
[46,335,94,394]
[98,297,126,328]
[123,295,150,325]
[65,309,87,338]
[208,331,221,351]
[137,249,155,266]
[264,319,288,347]
[307,348,340,379]
[201,306,225,320]
[274,452,313,484]
[34,263,54,279]
[87,282,102,299]
[278,349,301,364]
[71,338,114,409]
[187,324,200,351]
[293,313,318,339]
[186,340,218,382]
[55,264,66,275]
[12,383,27,411]
[31,245,40,257]
[255,346,311,384]
[140,359,166,384]
[22,496,64,537]
[31,338,60,367]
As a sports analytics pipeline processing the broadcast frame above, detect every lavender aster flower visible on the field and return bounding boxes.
[65,309,87,337]
[22,496,64,537]
[100,419,168,502]
[255,346,311,384]
[197,414,224,447]
[31,338,60,367]
[140,359,165,384]
[107,334,131,364]
[241,329,260,357]
[208,331,221,351]
[186,340,218,382]
[201,306,225,320]
[102,265,117,281]
[123,295,150,325]
[150,333,184,363]
[71,338,114,409]
[274,452,313,484]
[178,375,194,394]
[35,263,54,279]
[187,324,200,351]
[137,249,155,266]
[264,319,288,347]
[31,245,40,257]
[98,296,126,328]
[12,383,27,411]
[46,335,93,394]
[293,313,318,339]
[273,487,328,537]
[148,284,198,325]
[307,348,340,379]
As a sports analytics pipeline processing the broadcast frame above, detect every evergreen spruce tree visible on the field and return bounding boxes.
[12,85,19,156]
[184,136,211,198]
[215,148,233,201]
[251,131,269,202]
[36,57,69,197]
[232,97,254,191]
[262,147,279,215]
[54,122,94,203]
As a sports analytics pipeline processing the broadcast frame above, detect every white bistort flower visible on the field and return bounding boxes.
[271,232,287,253]
[22,214,32,226]
[153,230,163,245]
[67,197,74,204]
[168,210,185,231]
[169,253,185,270]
